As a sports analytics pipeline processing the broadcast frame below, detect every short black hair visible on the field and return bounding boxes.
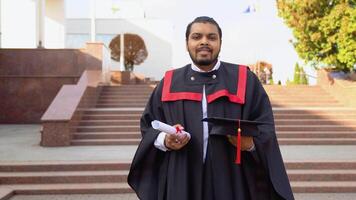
[185,16,222,41]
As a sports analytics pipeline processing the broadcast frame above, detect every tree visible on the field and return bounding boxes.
[299,67,309,85]
[276,0,356,72]
[109,34,148,71]
[292,62,309,84]
[293,62,301,84]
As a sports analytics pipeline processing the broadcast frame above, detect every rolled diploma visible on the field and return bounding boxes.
[151,120,191,139]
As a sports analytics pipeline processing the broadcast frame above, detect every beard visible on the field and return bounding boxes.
[188,51,219,67]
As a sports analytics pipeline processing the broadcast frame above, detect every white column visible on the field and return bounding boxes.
[90,0,96,42]
[36,0,45,48]
[120,34,125,71]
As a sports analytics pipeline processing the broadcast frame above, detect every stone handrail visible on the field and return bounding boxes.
[317,69,356,107]
[41,70,102,146]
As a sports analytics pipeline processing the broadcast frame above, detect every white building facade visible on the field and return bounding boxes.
[1,0,174,80]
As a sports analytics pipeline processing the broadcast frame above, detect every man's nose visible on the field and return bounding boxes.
[200,37,209,45]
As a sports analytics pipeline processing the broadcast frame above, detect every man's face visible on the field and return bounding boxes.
[186,22,221,70]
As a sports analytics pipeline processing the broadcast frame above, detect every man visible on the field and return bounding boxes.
[128,16,294,200]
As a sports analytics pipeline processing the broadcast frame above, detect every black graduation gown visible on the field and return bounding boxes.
[128,62,294,200]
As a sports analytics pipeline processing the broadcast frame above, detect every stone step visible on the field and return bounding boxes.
[73,132,141,139]
[82,110,144,115]
[79,120,139,126]
[3,183,133,195]
[95,102,147,106]
[81,114,141,120]
[272,109,356,115]
[2,160,354,172]
[271,103,343,107]
[288,170,356,181]
[96,104,146,108]
[0,171,128,184]
[101,89,153,92]
[285,161,356,170]
[0,162,130,172]
[265,87,331,90]
[277,131,356,138]
[275,125,356,132]
[100,92,152,96]
[270,97,339,104]
[278,138,356,145]
[97,100,148,104]
[267,91,330,94]
[274,119,356,126]
[71,139,140,146]
[294,193,356,200]
[291,181,356,193]
[101,88,154,91]
[267,92,332,95]
[274,114,356,120]
[75,126,140,132]
[268,95,335,99]
[98,94,150,98]
[266,89,328,92]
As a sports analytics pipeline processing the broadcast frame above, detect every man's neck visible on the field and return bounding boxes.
[191,60,220,73]
[195,60,218,72]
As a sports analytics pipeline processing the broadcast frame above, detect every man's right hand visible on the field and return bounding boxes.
[164,124,190,150]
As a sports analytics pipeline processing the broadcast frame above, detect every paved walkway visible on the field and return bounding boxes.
[0,125,136,163]
[2,124,356,163]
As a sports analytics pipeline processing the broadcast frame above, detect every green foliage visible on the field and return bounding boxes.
[292,62,309,84]
[293,63,301,84]
[269,76,275,85]
[277,0,356,71]
[299,67,309,85]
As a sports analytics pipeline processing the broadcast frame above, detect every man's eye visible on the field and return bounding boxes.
[209,36,217,40]
[191,35,201,40]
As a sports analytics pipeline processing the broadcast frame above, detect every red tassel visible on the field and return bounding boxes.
[235,121,241,164]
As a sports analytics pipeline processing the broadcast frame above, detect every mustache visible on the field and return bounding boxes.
[196,47,212,52]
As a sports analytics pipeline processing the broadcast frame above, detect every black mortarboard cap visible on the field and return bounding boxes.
[202,117,272,164]
[202,117,271,137]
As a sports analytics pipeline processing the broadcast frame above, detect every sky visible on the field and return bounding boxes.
[65,0,316,84]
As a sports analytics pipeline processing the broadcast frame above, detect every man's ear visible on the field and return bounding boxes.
[185,41,189,51]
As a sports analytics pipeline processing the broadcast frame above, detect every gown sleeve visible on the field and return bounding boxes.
[127,80,168,200]
[242,71,294,200]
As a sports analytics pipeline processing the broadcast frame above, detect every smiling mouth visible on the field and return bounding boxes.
[197,48,212,54]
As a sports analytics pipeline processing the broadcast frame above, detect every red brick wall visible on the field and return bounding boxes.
[0,43,104,123]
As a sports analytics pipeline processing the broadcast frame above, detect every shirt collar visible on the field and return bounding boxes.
[191,60,221,73]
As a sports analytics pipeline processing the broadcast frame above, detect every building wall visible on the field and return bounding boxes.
[66,18,173,80]
[45,0,65,48]
[1,0,37,48]
[0,45,103,123]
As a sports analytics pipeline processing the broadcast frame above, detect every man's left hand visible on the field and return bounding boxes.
[227,135,254,151]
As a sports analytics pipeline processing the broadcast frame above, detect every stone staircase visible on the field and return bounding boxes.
[71,85,153,146]
[264,85,356,145]
[2,160,356,198]
[0,162,132,197]
[2,84,356,199]
[71,85,356,146]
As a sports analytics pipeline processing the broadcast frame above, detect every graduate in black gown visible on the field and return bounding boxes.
[128,16,294,200]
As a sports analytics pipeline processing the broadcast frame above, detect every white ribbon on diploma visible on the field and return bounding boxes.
[151,120,191,139]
